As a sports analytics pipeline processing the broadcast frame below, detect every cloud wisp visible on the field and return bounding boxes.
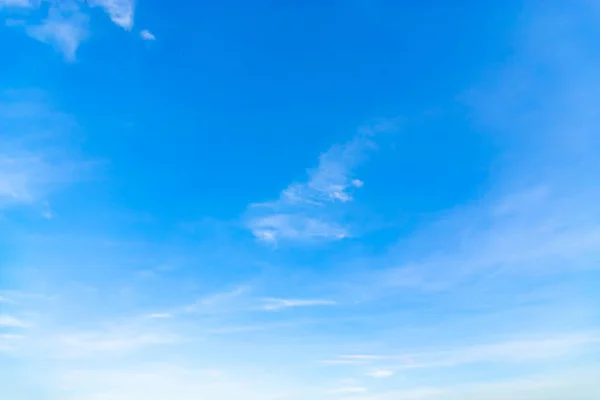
[0,89,93,217]
[0,90,89,214]
[90,0,135,30]
[323,331,600,371]
[0,315,30,328]
[260,298,337,311]
[26,7,89,62]
[245,119,399,244]
[367,370,394,378]
[2,0,139,60]
[352,2,600,295]
[3,2,600,400]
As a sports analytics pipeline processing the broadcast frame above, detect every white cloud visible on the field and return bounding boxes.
[3,0,138,59]
[311,3,599,307]
[149,313,172,319]
[249,214,348,244]
[246,119,399,244]
[351,179,364,188]
[0,315,30,328]
[91,0,135,30]
[280,136,369,205]
[140,29,155,40]
[261,298,337,311]
[26,7,89,62]
[0,90,87,211]
[366,370,394,378]
[183,286,248,314]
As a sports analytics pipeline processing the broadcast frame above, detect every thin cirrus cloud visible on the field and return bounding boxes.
[245,119,399,244]
[369,0,600,293]
[183,286,249,314]
[260,298,337,311]
[141,286,249,320]
[323,331,600,370]
[0,90,88,212]
[2,2,600,400]
[0,315,30,328]
[146,290,335,318]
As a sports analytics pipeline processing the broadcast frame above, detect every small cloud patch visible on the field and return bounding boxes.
[140,29,155,41]
[367,369,394,378]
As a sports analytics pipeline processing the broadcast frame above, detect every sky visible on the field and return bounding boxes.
[1,0,600,399]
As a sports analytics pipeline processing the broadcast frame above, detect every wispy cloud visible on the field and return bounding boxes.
[341,368,600,400]
[26,7,89,62]
[0,333,25,353]
[138,286,251,323]
[324,331,600,370]
[0,315,30,328]
[148,313,172,319]
[260,298,337,311]
[183,286,248,314]
[3,2,600,400]
[140,29,155,41]
[248,214,349,244]
[54,331,179,358]
[90,0,135,30]
[150,288,334,317]
[377,188,600,292]
[1,307,183,360]
[3,0,141,59]
[357,2,600,294]
[0,90,88,213]
[367,370,393,378]
[245,119,399,244]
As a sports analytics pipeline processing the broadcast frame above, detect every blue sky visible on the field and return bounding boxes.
[1,0,600,399]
